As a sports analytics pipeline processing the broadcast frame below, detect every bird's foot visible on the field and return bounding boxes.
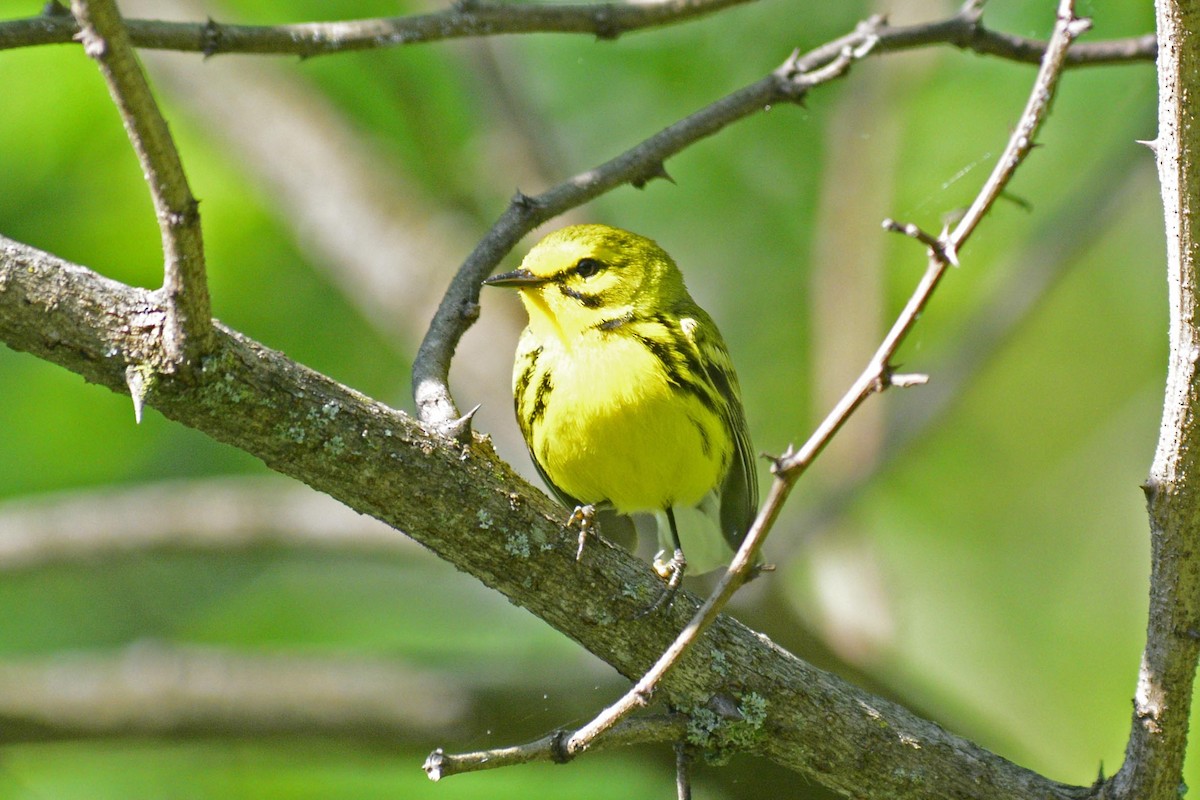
[566,504,596,562]
[633,549,687,618]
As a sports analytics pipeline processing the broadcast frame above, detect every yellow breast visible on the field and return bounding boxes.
[515,327,729,515]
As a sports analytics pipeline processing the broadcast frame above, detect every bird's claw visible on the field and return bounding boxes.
[633,549,687,618]
[567,504,596,562]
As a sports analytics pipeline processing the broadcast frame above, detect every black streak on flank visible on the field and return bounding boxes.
[630,332,721,418]
[514,346,543,406]
[529,370,553,426]
[689,415,713,458]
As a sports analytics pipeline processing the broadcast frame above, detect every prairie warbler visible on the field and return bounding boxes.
[484,224,757,605]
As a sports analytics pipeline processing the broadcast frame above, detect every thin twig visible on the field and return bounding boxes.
[556,0,1088,762]
[70,0,212,367]
[0,0,1153,63]
[423,715,687,781]
[785,150,1150,563]
[413,33,872,434]
[675,742,693,800]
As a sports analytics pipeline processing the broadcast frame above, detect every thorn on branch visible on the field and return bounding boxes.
[440,403,480,444]
[1065,17,1093,39]
[631,162,674,189]
[1137,138,1158,153]
[42,0,70,17]
[591,7,619,40]
[998,190,1033,213]
[124,363,149,424]
[201,17,222,59]
[889,372,930,388]
[769,445,797,476]
[510,189,540,213]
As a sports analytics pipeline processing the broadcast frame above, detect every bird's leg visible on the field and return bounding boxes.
[636,508,687,617]
[566,504,596,562]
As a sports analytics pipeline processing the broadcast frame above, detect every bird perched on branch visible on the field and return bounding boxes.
[484,224,758,611]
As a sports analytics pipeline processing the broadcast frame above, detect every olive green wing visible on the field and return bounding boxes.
[680,310,759,551]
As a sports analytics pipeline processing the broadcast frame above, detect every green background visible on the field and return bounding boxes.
[0,0,1167,797]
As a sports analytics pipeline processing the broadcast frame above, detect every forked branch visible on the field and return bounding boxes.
[70,0,211,372]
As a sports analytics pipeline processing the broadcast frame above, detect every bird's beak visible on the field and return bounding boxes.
[483,268,547,288]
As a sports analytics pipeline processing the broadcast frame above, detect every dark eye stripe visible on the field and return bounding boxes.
[558,283,606,309]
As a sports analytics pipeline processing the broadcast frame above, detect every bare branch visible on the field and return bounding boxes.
[1104,1,1200,797]
[70,0,211,367]
[784,151,1150,566]
[424,715,687,781]
[2,0,758,54]
[0,234,1091,800]
[0,0,1154,64]
[413,29,872,432]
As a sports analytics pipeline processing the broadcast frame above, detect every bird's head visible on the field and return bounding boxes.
[484,224,687,341]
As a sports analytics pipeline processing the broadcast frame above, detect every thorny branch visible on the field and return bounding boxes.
[1102,0,1200,797]
[432,0,1093,775]
[70,0,211,376]
[0,0,1154,63]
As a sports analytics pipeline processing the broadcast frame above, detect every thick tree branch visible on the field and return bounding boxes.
[0,0,1153,63]
[1105,1,1200,798]
[70,0,211,370]
[0,235,1090,799]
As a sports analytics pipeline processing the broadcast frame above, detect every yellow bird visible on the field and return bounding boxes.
[484,224,758,606]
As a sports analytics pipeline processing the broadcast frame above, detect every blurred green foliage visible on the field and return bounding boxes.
[0,0,1170,797]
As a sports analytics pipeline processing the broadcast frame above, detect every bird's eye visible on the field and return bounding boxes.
[574,258,603,278]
